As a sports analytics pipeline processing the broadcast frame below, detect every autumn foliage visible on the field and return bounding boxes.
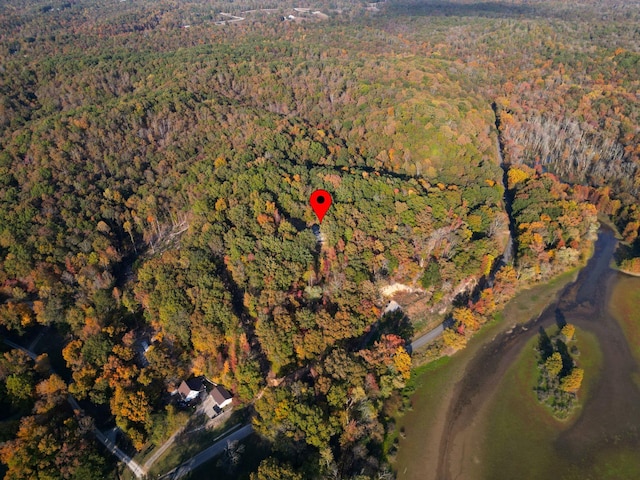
[0,0,638,477]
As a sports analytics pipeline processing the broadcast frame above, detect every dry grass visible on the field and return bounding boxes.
[609,275,640,364]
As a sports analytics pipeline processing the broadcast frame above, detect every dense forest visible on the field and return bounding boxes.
[0,0,638,478]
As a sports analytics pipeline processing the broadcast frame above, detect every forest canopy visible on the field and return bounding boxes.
[0,0,638,478]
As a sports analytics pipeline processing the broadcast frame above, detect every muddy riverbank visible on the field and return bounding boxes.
[394,267,578,479]
[434,228,640,479]
[396,228,640,479]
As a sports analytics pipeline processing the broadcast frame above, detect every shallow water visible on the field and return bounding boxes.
[435,229,640,479]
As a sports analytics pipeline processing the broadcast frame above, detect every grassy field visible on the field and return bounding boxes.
[393,270,577,479]
[480,326,604,480]
[501,269,578,323]
[609,275,640,364]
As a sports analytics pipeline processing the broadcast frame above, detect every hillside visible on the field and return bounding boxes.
[0,0,638,478]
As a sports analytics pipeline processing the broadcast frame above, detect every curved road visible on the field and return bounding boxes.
[2,337,145,479]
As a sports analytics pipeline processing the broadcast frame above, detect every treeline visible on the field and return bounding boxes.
[487,21,640,260]
[507,166,599,280]
[438,166,599,352]
[384,0,640,259]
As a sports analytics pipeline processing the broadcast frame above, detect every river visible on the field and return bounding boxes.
[398,228,640,479]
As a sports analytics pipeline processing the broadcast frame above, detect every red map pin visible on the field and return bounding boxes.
[310,189,332,223]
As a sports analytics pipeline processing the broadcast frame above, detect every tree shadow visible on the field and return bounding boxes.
[443,314,456,330]
[538,326,553,361]
[354,305,416,353]
[613,242,640,267]
[554,339,574,377]
[380,309,415,343]
[554,308,567,329]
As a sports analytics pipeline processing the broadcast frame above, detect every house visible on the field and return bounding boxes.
[177,377,205,402]
[210,385,233,409]
[202,385,233,419]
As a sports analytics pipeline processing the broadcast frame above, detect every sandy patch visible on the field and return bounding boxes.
[381,282,419,297]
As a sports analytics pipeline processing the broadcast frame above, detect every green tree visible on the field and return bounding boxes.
[420,261,441,289]
[81,334,113,367]
[5,373,34,407]
[251,458,303,480]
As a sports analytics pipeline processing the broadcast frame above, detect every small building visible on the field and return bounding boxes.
[177,377,205,402]
[202,385,233,419]
[211,385,233,409]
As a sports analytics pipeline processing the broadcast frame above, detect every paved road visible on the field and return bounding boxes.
[94,428,145,478]
[3,338,145,479]
[143,423,185,472]
[215,12,245,24]
[165,424,254,479]
[67,385,145,477]
[410,323,444,352]
[67,396,145,478]
[28,327,49,352]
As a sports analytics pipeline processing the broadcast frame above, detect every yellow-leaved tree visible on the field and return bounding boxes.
[560,368,584,393]
[443,328,467,350]
[561,324,575,342]
[507,167,530,189]
[453,307,480,332]
[544,352,563,378]
[393,346,412,381]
